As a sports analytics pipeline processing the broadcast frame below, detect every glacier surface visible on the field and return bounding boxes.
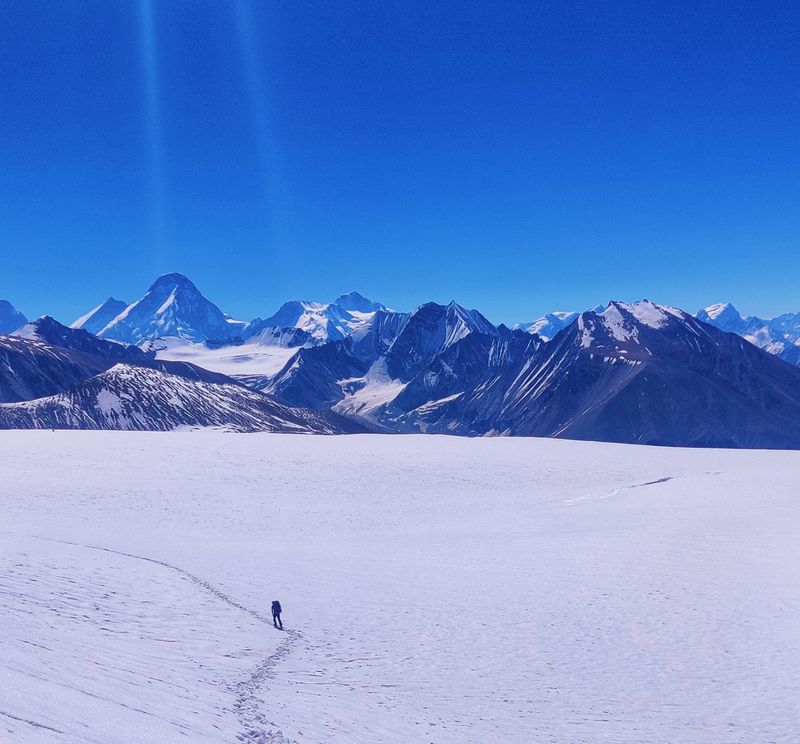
[1,432,798,743]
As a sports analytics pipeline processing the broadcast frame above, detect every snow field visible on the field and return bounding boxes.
[0,533,288,743]
[1,432,799,743]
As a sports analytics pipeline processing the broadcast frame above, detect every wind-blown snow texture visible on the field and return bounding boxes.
[1,432,798,743]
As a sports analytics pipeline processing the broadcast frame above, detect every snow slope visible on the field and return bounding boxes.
[515,310,579,339]
[1,433,798,743]
[150,335,303,379]
[246,293,389,344]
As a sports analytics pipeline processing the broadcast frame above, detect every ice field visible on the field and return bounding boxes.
[1,431,799,743]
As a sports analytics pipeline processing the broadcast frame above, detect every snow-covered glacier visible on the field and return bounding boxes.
[1,432,798,743]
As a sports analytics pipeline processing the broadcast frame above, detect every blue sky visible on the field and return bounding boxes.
[1,0,798,325]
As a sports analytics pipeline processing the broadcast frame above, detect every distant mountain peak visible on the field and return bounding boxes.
[444,301,495,334]
[250,293,391,344]
[445,299,472,316]
[0,299,28,335]
[696,303,800,366]
[698,301,741,322]
[517,310,580,340]
[516,307,609,340]
[377,300,498,383]
[702,301,739,319]
[94,274,241,344]
[549,310,578,320]
[332,291,385,314]
[70,297,129,334]
[696,302,746,333]
[573,300,692,351]
[13,316,149,366]
[407,300,493,331]
[602,299,686,326]
[149,272,197,290]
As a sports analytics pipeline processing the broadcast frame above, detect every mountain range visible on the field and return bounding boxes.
[68,275,390,346]
[0,315,364,434]
[695,302,800,366]
[2,274,800,447]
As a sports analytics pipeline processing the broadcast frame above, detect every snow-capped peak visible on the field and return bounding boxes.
[383,301,497,374]
[576,300,692,350]
[444,301,496,341]
[246,293,392,344]
[71,297,129,334]
[149,272,198,292]
[701,302,739,321]
[518,311,579,340]
[696,302,745,333]
[332,291,386,314]
[96,274,240,345]
[604,300,686,329]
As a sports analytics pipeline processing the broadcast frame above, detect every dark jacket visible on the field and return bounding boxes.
[271,601,282,616]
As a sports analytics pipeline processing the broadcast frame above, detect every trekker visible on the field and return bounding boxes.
[271,600,283,629]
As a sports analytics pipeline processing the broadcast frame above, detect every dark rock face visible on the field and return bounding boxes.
[23,316,151,363]
[267,339,372,409]
[0,335,113,403]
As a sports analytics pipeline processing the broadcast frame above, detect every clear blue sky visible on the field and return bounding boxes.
[1,0,798,325]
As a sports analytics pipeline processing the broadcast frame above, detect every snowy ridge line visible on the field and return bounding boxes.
[33,536,300,744]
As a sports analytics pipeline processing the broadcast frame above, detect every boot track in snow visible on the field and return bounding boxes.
[34,536,299,744]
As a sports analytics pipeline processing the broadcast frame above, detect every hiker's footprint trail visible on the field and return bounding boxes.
[235,631,301,744]
[35,536,299,744]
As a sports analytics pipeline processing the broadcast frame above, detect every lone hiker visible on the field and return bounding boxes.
[271,600,283,629]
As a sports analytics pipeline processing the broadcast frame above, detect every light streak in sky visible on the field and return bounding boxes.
[137,0,166,257]
[233,0,277,211]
